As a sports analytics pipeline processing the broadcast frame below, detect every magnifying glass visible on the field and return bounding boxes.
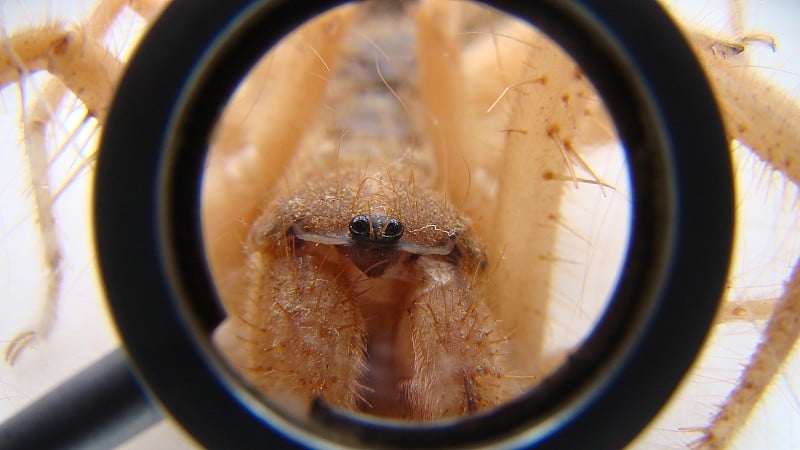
[0,0,733,448]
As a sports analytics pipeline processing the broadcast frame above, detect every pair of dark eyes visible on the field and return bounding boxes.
[349,215,404,241]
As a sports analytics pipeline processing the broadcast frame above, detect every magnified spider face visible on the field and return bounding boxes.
[227,168,510,418]
[0,0,798,448]
[203,1,629,421]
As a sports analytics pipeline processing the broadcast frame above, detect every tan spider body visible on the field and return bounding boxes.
[0,0,798,448]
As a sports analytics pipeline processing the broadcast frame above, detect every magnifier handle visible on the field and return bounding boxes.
[0,349,160,449]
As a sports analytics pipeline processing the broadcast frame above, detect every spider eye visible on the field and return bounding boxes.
[349,215,372,240]
[381,219,404,240]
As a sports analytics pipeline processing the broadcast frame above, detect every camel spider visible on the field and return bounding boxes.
[0,0,797,448]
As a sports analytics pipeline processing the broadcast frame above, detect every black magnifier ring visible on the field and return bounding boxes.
[94,0,733,448]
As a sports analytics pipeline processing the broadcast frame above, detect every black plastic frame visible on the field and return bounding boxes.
[91,0,733,448]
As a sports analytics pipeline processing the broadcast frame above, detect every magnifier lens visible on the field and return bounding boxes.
[86,0,732,446]
[200,1,630,424]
